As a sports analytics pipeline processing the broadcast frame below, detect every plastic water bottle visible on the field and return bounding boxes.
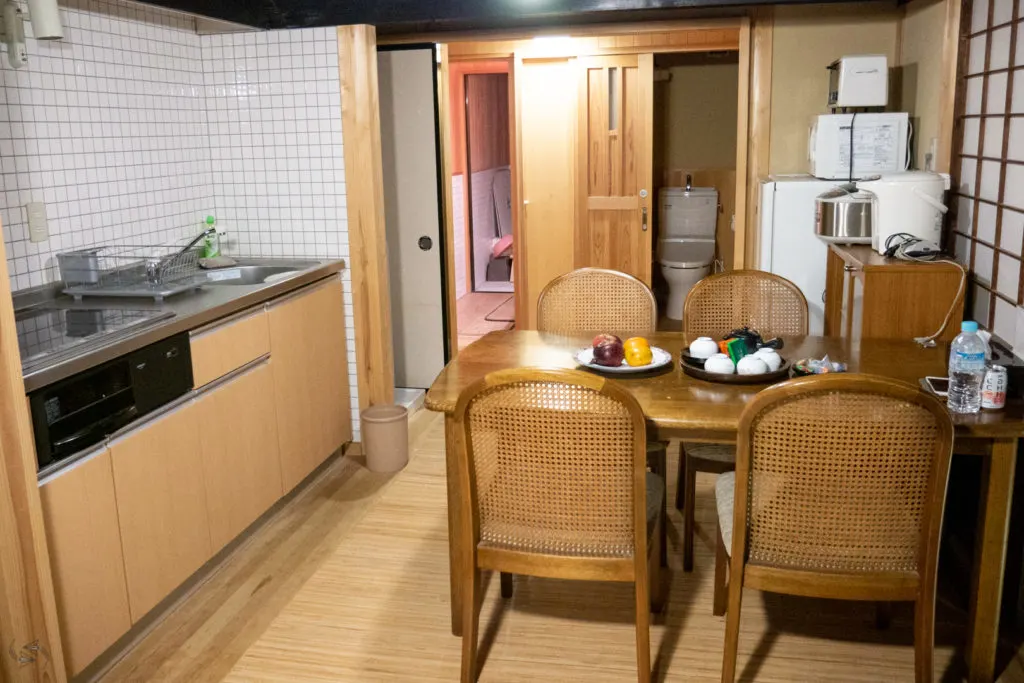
[948,321,988,414]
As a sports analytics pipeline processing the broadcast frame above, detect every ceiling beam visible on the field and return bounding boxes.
[137,0,861,32]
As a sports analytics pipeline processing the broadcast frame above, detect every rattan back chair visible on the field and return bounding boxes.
[682,270,809,339]
[677,269,809,572]
[537,268,657,334]
[713,374,954,683]
[454,368,665,683]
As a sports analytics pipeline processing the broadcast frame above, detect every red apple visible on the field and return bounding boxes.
[592,333,622,348]
[593,340,625,367]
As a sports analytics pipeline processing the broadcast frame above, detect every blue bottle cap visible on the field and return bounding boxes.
[961,321,979,333]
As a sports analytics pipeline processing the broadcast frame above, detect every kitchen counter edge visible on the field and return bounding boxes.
[21,259,346,393]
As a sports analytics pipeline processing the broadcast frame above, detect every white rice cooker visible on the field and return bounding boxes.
[856,171,948,255]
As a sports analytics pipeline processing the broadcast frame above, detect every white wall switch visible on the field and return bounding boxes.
[26,202,48,242]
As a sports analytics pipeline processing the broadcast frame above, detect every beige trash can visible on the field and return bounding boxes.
[361,405,409,472]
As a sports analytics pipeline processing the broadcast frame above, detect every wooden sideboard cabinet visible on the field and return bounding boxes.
[824,244,965,342]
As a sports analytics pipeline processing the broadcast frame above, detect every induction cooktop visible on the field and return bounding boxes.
[16,306,175,371]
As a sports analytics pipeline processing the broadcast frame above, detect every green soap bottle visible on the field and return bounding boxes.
[202,216,221,258]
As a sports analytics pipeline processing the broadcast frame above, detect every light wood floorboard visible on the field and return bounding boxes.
[95,410,1024,683]
[457,292,513,350]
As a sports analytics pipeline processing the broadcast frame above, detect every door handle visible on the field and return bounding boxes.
[418,236,433,251]
[642,206,648,232]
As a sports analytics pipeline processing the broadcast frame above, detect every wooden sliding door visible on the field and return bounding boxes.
[515,56,577,330]
[576,54,654,284]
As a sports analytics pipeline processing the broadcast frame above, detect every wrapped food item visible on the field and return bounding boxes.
[792,355,847,376]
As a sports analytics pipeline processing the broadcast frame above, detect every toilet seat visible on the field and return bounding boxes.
[658,239,716,269]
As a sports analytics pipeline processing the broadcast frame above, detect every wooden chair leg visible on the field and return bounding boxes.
[500,572,514,599]
[461,567,481,683]
[913,595,935,683]
[650,516,667,614]
[683,455,697,572]
[635,577,652,683]
[660,495,668,568]
[713,522,728,616]
[721,559,744,683]
[675,443,687,510]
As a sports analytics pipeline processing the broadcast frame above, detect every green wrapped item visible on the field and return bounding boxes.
[724,337,747,363]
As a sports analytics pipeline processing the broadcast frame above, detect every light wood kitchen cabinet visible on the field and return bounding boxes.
[824,244,965,342]
[268,277,352,492]
[39,449,132,676]
[109,401,212,621]
[195,360,283,552]
[190,309,271,388]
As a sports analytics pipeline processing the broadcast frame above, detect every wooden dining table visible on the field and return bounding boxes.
[425,330,1022,682]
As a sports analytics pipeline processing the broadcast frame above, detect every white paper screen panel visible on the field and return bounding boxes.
[952,0,1024,347]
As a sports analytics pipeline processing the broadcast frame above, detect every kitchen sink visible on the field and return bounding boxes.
[202,262,316,286]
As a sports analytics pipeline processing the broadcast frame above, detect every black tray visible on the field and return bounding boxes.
[680,351,791,385]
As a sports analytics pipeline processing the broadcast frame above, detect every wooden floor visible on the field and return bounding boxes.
[94,410,1024,683]
[457,292,514,350]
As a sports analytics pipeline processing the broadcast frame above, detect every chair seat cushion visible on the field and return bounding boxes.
[647,472,665,538]
[684,442,737,464]
[715,471,736,555]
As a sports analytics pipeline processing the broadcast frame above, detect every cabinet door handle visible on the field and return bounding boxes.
[844,265,859,272]
[641,206,648,232]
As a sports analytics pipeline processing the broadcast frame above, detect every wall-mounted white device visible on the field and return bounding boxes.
[827,55,889,108]
[0,0,63,69]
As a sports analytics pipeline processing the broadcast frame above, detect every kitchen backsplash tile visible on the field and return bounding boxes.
[0,0,211,291]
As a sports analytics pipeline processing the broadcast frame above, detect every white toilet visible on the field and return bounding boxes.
[658,186,718,320]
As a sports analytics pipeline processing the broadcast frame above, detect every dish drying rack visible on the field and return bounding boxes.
[58,240,206,302]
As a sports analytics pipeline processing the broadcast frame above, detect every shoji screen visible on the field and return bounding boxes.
[952,0,1024,345]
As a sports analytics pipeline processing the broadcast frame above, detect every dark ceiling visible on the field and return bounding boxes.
[139,0,866,34]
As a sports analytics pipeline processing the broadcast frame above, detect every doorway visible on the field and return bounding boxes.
[448,61,516,350]
[651,51,740,328]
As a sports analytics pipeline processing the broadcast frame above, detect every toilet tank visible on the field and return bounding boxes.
[659,187,718,239]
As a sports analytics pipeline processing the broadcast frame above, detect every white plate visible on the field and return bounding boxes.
[575,346,672,374]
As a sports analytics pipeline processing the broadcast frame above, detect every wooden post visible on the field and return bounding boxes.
[339,25,395,409]
[0,227,67,682]
[745,8,773,270]
[733,17,751,270]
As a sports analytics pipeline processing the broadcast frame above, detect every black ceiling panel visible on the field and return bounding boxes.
[140,0,866,33]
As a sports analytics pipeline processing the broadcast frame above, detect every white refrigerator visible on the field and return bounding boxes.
[759,175,849,335]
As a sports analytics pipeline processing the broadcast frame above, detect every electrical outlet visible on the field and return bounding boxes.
[26,202,47,242]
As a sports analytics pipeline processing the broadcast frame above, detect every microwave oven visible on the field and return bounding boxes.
[808,112,909,181]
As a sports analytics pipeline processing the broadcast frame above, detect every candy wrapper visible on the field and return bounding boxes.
[793,355,847,375]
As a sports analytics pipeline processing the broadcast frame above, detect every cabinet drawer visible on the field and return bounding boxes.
[190,309,270,387]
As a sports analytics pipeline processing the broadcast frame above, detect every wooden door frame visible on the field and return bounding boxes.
[442,58,517,341]
[736,9,773,270]
[0,227,67,681]
[356,20,749,393]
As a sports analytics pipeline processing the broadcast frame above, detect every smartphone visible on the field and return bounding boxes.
[922,376,949,397]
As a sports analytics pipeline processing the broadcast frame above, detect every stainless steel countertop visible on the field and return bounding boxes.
[19,258,346,393]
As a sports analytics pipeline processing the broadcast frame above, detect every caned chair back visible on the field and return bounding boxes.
[733,374,953,578]
[683,270,808,339]
[455,368,648,561]
[537,268,657,334]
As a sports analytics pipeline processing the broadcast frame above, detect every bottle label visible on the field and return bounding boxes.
[954,351,986,371]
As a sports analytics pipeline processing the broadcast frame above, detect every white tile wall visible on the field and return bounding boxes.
[200,28,359,437]
[451,174,467,299]
[0,0,212,291]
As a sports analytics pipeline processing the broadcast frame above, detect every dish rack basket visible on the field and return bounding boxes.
[58,241,205,301]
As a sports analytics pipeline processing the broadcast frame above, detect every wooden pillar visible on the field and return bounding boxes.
[0,227,67,682]
[339,25,395,409]
[744,8,773,270]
